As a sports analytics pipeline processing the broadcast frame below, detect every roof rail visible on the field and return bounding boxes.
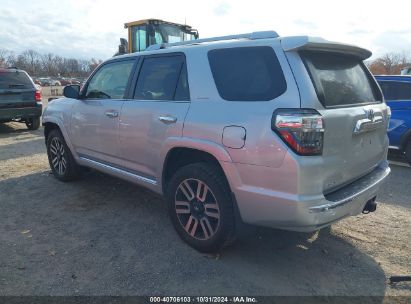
[145,31,280,51]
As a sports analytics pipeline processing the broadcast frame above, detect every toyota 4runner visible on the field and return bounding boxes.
[42,32,390,252]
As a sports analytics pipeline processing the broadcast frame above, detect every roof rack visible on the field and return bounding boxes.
[145,31,280,51]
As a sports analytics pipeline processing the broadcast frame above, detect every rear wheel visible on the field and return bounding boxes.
[166,163,236,252]
[405,141,411,165]
[46,129,81,181]
[25,117,40,130]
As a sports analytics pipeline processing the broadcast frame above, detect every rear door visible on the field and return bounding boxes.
[288,50,389,192]
[70,59,136,166]
[119,53,190,181]
[0,70,36,110]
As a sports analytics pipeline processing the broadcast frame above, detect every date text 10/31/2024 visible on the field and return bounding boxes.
[149,296,258,303]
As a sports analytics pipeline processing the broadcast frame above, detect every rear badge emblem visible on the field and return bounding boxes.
[365,108,375,121]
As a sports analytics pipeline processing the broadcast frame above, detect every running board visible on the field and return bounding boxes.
[78,156,157,186]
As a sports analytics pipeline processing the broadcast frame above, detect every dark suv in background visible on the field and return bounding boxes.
[0,67,42,130]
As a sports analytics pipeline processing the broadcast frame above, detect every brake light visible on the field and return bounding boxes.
[272,109,324,155]
[35,90,42,102]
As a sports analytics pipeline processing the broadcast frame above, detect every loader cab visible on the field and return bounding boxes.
[118,19,199,55]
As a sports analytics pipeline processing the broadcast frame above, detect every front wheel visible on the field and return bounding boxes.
[46,129,82,181]
[25,117,40,130]
[166,163,236,253]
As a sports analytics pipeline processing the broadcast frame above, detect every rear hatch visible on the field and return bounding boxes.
[0,69,36,109]
[283,39,389,194]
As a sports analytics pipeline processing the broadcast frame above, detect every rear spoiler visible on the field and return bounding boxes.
[281,36,372,60]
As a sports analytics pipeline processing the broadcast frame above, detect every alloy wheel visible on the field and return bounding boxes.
[174,178,220,240]
[49,137,67,175]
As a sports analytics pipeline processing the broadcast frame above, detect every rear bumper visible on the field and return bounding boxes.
[228,160,390,232]
[0,104,42,122]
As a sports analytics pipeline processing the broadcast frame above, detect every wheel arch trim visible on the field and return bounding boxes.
[43,116,77,159]
[159,137,236,191]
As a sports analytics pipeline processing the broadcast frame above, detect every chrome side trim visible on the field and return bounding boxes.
[79,156,157,185]
[388,145,400,150]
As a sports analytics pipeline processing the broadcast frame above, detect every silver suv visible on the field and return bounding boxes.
[43,32,390,252]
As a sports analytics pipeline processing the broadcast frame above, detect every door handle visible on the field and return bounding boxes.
[105,111,119,118]
[158,115,177,124]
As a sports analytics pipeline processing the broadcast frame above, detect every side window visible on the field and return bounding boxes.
[208,46,287,101]
[174,63,190,101]
[85,60,134,99]
[134,55,189,101]
[379,81,411,101]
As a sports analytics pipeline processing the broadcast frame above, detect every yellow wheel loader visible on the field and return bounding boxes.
[117,19,199,55]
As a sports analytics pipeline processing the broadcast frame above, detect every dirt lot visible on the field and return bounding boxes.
[0,120,410,298]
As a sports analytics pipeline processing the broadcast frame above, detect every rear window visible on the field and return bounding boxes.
[0,70,33,90]
[378,81,411,101]
[302,52,380,108]
[208,47,287,101]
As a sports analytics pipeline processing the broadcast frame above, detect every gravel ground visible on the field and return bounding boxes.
[0,121,410,297]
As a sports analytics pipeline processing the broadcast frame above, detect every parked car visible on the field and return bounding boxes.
[38,78,61,86]
[69,78,81,85]
[375,75,411,164]
[49,79,61,86]
[43,32,390,252]
[401,67,411,75]
[32,78,42,86]
[58,78,72,86]
[0,67,42,130]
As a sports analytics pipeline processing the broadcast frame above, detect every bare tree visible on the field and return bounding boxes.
[0,49,10,67]
[368,52,410,75]
[1,48,103,78]
[20,50,42,76]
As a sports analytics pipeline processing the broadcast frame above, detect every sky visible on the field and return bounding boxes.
[1,0,410,61]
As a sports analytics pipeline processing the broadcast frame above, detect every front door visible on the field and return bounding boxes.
[70,59,136,166]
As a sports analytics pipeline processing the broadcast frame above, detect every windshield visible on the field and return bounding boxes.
[131,23,197,53]
[302,51,381,107]
[0,70,33,90]
[155,24,197,43]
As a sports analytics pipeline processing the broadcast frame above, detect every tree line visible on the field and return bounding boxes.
[0,49,103,78]
[1,48,409,78]
[367,52,409,75]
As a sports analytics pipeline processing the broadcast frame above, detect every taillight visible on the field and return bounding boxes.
[35,90,42,102]
[272,109,324,156]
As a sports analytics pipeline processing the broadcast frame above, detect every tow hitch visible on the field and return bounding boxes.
[362,197,377,214]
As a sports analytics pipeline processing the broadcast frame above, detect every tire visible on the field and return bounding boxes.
[46,129,81,182]
[405,141,411,165]
[166,162,236,253]
[25,117,40,130]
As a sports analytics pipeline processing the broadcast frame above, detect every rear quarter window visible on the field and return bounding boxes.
[208,46,287,101]
[378,81,411,101]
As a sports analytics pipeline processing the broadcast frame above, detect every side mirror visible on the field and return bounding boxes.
[63,85,80,99]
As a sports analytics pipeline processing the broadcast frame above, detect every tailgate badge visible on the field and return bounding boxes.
[365,109,375,121]
[353,108,383,134]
